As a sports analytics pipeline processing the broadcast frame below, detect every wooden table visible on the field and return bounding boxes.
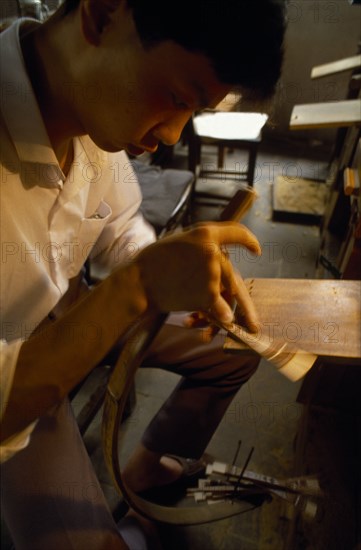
[224,278,361,364]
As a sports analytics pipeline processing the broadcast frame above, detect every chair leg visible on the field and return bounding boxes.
[247,144,258,186]
[217,146,225,169]
[76,382,108,436]
[188,136,201,173]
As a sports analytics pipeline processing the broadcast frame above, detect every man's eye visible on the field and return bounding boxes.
[171,93,189,109]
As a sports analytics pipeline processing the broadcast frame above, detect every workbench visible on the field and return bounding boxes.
[224,277,361,548]
[224,278,361,365]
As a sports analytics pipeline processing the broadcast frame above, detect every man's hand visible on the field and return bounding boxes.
[134,222,261,329]
[183,269,258,338]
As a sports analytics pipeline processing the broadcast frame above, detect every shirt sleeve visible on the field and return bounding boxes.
[0,339,37,463]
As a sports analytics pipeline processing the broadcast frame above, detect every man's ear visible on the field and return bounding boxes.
[81,0,120,46]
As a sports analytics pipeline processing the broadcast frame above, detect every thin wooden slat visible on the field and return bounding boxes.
[344,167,360,196]
[214,92,242,112]
[290,100,361,130]
[311,55,361,79]
[224,279,361,362]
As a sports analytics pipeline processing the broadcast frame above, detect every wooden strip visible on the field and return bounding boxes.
[311,55,361,79]
[214,92,242,112]
[344,167,360,196]
[219,187,258,221]
[290,100,361,130]
[102,312,259,525]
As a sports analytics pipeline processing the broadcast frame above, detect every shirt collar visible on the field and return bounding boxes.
[0,19,65,185]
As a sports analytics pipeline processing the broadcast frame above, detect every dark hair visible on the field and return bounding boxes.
[63,0,286,98]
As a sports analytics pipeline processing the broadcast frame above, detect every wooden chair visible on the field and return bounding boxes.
[131,159,194,236]
[187,110,268,206]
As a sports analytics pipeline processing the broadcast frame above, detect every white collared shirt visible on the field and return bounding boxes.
[0,19,156,462]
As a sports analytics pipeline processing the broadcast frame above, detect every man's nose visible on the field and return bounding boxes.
[152,112,192,146]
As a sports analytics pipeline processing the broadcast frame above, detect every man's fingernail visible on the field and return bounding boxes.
[248,320,260,333]
[221,309,234,323]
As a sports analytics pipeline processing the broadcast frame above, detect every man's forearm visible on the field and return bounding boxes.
[1,221,262,443]
[0,262,148,442]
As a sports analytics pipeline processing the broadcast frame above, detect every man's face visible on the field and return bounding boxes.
[72,5,230,155]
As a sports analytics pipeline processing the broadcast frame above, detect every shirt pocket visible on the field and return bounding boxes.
[68,200,112,277]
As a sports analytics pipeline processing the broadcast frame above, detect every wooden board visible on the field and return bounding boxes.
[214,92,242,112]
[311,55,361,79]
[290,100,361,130]
[224,279,361,363]
[272,176,328,224]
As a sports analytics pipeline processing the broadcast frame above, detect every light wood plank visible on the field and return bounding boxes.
[224,278,361,362]
[214,92,242,112]
[311,55,361,79]
[290,99,361,130]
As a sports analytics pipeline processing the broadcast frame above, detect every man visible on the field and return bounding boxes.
[0,0,285,547]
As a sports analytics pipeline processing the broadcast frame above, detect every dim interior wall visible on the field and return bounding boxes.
[249,1,361,148]
[1,0,360,149]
